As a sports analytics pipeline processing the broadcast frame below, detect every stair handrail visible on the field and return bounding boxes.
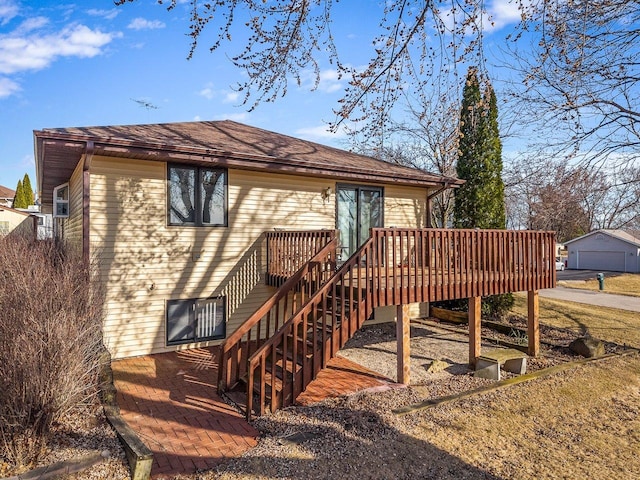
[217,236,339,391]
[242,227,557,418]
[245,235,377,417]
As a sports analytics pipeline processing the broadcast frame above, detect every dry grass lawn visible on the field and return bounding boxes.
[559,273,640,297]
[511,293,640,348]
[417,353,640,479]
[210,353,640,480]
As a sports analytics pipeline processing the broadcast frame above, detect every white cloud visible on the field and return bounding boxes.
[295,124,346,141]
[0,76,19,97]
[318,69,343,93]
[437,0,527,35]
[0,24,119,75]
[199,87,215,100]
[300,68,344,94]
[487,0,525,30]
[127,18,166,30]
[87,9,120,21]
[197,84,241,104]
[0,0,18,25]
[14,16,49,34]
[223,91,239,103]
[214,112,249,122]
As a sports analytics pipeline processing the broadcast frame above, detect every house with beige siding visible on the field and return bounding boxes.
[0,185,14,208]
[0,205,36,238]
[35,120,464,359]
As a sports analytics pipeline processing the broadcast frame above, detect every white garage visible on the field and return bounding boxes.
[565,230,640,273]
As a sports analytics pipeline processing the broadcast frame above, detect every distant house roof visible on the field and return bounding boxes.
[0,185,15,199]
[0,205,30,217]
[565,229,640,248]
[34,120,463,207]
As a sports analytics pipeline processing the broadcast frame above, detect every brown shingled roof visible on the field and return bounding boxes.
[0,185,15,198]
[35,120,462,206]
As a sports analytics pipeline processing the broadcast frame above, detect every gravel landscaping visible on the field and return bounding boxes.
[7,319,638,480]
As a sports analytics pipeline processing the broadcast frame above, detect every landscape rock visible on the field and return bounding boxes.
[569,337,605,358]
[426,359,449,373]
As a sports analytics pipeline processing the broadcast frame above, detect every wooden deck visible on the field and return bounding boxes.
[219,228,556,419]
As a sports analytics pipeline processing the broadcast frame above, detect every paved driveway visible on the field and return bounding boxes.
[557,269,623,281]
[540,286,640,312]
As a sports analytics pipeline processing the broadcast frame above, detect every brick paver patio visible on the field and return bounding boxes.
[112,347,393,478]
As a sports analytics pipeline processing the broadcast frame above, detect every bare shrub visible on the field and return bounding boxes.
[0,235,105,468]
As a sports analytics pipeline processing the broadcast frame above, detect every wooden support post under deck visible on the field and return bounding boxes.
[469,297,481,367]
[527,290,540,357]
[396,304,411,385]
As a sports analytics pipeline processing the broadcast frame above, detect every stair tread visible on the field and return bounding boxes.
[226,254,373,420]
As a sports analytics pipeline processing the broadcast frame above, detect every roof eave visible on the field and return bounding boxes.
[34,130,463,190]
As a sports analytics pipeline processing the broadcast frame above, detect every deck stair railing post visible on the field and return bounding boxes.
[227,228,556,419]
[217,231,338,392]
[265,230,336,286]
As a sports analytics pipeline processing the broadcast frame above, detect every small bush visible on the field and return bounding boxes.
[482,293,515,318]
[0,235,105,468]
[432,293,515,319]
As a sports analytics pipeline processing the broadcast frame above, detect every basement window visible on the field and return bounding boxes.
[166,296,226,345]
[167,165,227,226]
[53,183,69,218]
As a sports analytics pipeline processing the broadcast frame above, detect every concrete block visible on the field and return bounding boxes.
[474,359,500,380]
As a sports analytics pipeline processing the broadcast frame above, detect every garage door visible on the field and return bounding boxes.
[577,251,626,272]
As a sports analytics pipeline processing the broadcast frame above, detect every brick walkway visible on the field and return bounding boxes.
[112,347,392,478]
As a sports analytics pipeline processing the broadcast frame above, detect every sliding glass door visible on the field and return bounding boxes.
[336,184,383,260]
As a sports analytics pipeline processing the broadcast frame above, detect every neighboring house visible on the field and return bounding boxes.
[0,205,36,238]
[15,205,53,240]
[35,120,465,359]
[28,210,54,240]
[565,229,640,273]
[0,185,14,208]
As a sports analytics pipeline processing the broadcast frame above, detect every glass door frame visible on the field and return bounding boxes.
[335,183,384,261]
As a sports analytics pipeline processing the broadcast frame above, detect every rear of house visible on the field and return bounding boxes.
[565,229,640,273]
[35,120,460,359]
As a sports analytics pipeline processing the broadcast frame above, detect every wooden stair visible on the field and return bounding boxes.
[228,289,355,417]
[219,228,557,420]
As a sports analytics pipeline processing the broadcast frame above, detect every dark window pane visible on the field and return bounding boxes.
[55,202,69,217]
[167,300,194,344]
[200,169,226,225]
[169,167,196,224]
[195,297,225,339]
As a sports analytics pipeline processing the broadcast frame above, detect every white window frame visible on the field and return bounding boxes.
[53,183,69,218]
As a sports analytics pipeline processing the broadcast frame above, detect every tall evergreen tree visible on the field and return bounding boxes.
[454,67,512,315]
[484,84,506,229]
[12,180,27,209]
[22,174,34,207]
[454,67,505,229]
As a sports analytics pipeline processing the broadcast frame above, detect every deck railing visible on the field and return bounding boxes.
[265,230,337,286]
[217,236,338,392]
[243,228,555,418]
[370,228,556,304]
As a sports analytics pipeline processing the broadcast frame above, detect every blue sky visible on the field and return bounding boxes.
[0,0,522,196]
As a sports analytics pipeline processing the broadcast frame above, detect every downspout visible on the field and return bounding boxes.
[426,182,452,228]
[82,141,94,267]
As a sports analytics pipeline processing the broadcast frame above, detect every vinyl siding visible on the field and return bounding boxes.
[0,209,34,238]
[89,156,430,358]
[567,233,640,273]
[55,159,84,257]
[384,185,427,228]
